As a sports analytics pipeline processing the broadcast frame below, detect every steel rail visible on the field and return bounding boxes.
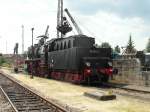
[0,86,18,112]
[102,82,150,94]
[0,72,68,112]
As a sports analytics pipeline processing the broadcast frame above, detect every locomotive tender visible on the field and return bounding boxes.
[48,35,112,83]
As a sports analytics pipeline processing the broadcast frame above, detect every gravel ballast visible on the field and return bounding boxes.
[0,89,14,112]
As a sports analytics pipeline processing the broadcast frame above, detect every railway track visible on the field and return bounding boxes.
[0,88,14,112]
[102,82,150,93]
[101,82,150,101]
[0,73,68,112]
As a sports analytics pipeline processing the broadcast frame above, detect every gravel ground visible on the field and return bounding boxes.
[0,89,14,112]
[1,69,150,112]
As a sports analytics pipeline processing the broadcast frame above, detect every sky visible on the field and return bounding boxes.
[0,0,150,54]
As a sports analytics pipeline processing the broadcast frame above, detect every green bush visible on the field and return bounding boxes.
[0,56,11,67]
[0,56,5,65]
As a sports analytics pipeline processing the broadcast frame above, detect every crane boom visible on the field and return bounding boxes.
[37,25,49,44]
[64,8,83,35]
[45,25,49,36]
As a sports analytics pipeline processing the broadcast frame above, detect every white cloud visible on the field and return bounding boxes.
[73,11,150,50]
[0,0,58,54]
[0,0,149,54]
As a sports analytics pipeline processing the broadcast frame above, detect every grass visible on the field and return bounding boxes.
[0,56,12,68]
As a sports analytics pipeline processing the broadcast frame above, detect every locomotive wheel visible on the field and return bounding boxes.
[87,77,91,85]
[14,67,18,73]
[101,75,109,82]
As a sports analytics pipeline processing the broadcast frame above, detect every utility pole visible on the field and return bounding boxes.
[31,28,34,79]
[31,28,34,59]
[0,36,2,53]
[6,40,7,54]
[22,25,24,54]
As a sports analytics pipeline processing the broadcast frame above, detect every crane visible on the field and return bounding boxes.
[37,25,49,45]
[57,0,72,38]
[64,8,83,35]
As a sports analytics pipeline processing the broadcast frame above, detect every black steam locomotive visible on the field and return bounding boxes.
[25,35,112,84]
[25,0,112,84]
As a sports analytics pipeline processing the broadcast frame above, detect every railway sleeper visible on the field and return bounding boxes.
[16,104,50,108]
[14,102,46,106]
[11,99,40,103]
[5,91,27,95]
[7,93,33,97]
[17,106,51,111]
[8,95,35,98]
[9,97,38,100]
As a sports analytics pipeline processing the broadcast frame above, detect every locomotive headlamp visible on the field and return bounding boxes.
[85,62,91,67]
[108,62,112,66]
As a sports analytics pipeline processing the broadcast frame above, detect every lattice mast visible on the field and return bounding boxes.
[57,0,63,38]
[57,0,72,38]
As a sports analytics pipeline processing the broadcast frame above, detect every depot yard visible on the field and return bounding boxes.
[0,68,150,112]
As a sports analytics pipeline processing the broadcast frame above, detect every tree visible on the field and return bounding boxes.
[125,34,136,54]
[114,45,121,53]
[146,38,150,53]
[101,42,111,48]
